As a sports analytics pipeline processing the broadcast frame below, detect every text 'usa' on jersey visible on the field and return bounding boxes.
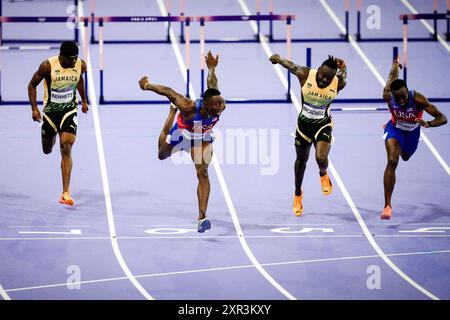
[388,90,423,132]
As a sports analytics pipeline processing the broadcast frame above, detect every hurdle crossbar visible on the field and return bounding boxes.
[98,16,191,104]
[0,16,89,105]
[180,14,296,44]
[356,0,447,42]
[198,15,295,104]
[89,14,186,44]
[266,0,349,43]
[400,13,450,85]
[0,0,79,45]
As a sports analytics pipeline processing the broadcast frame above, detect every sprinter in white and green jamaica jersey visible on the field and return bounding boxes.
[270,54,347,217]
[28,41,88,206]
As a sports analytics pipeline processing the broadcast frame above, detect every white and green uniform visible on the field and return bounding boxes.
[43,56,81,112]
[41,56,81,138]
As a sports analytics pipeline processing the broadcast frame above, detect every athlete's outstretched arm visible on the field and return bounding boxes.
[269,53,310,85]
[77,60,89,114]
[205,51,219,90]
[139,76,194,116]
[414,91,447,128]
[335,58,347,92]
[205,51,227,113]
[383,58,401,101]
[28,60,51,122]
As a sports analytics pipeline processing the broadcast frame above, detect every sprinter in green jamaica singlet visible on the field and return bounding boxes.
[270,54,347,217]
[28,41,88,206]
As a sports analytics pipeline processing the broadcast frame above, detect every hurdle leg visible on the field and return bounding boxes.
[356,0,362,41]
[402,16,408,83]
[256,0,261,41]
[74,0,79,44]
[306,48,312,68]
[447,0,450,40]
[167,13,171,43]
[180,0,185,43]
[185,17,191,98]
[393,46,399,62]
[344,0,349,41]
[180,13,185,43]
[433,0,438,40]
[269,0,274,41]
[83,19,90,104]
[0,67,2,104]
[0,0,3,47]
[200,17,205,96]
[286,16,292,102]
[99,18,105,104]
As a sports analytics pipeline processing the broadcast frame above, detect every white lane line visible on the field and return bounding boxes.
[399,0,450,53]
[319,0,440,300]
[0,237,111,241]
[133,225,196,227]
[395,222,450,225]
[258,223,342,226]
[0,283,11,300]
[18,229,82,235]
[7,225,90,229]
[2,234,450,241]
[156,0,296,300]
[325,0,450,176]
[77,4,154,300]
[6,248,450,294]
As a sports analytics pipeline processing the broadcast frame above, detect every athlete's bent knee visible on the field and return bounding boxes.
[196,166,209,180]
[60,143,72,157]
[387,156,399,168]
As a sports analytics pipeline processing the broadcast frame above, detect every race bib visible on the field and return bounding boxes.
[181,128,205,140]
[395,120,419,131]
[302,104,326,120]
[51,87,74,104]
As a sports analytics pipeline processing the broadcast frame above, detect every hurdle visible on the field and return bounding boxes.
[97,15,190,104]
[399,12,450,92]
[197,14,296,104]
[0,0,79,46]
[356,0,446,42]
[264,0,349,43]
[0,16,89,105]
[178,0,348,43]
[314,45,450,108]
[88,0,176,44]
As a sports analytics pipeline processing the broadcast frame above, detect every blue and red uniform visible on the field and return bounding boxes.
[166,98,220,151]
[384,90,423,157]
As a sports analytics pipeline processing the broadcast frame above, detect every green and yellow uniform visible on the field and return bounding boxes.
[296,69,338,146]
[41,55,81,138]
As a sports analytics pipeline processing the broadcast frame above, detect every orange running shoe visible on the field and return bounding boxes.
[59,192,74,206]
[320,173,332,195]
[380,205,392,220]
[293,192,303,217]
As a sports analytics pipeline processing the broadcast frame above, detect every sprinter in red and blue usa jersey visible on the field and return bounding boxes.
[381,58,447,220]
[138,51,225,233]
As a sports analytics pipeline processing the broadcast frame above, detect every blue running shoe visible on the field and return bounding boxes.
[197,218,211,233]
